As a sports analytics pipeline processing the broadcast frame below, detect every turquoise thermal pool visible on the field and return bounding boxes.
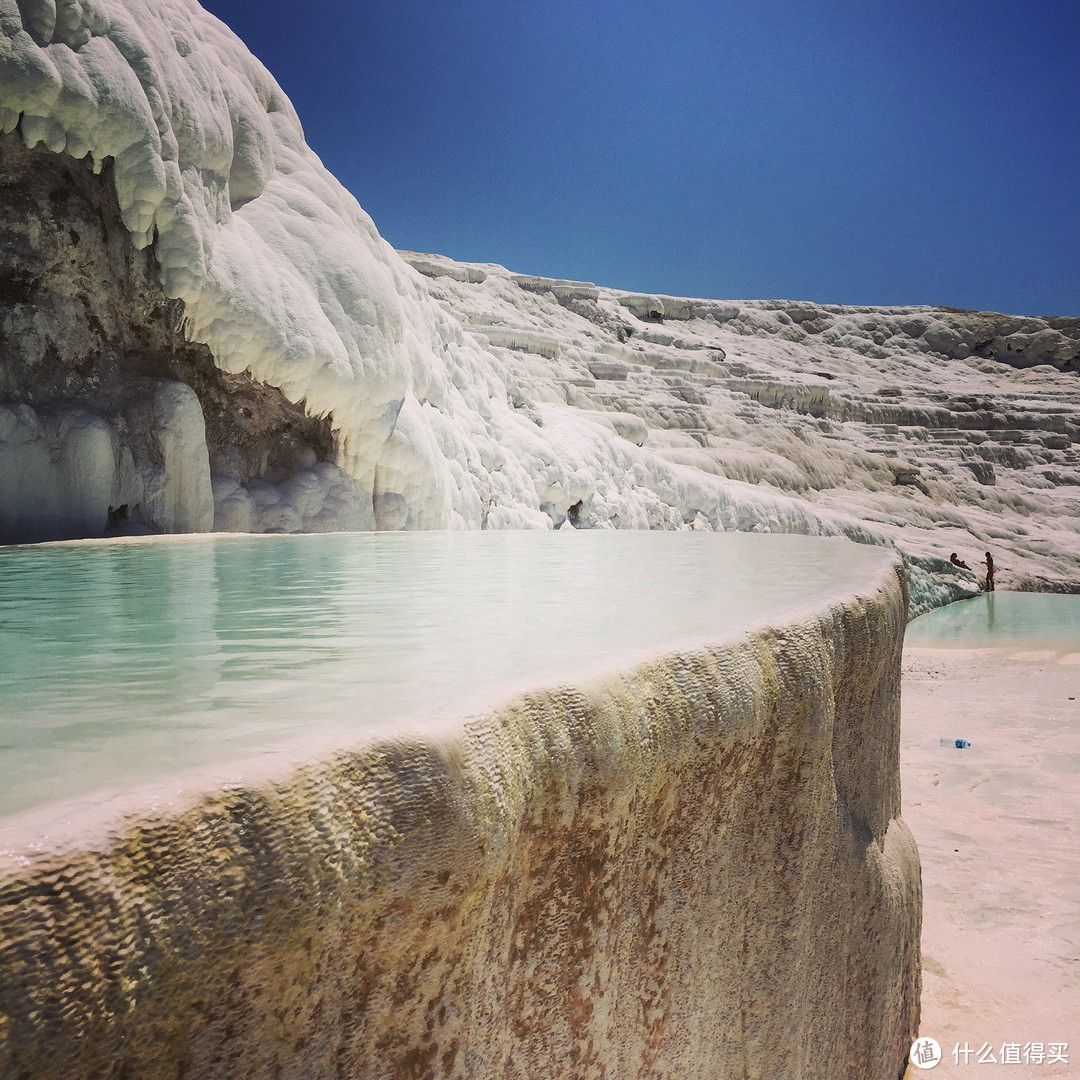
[905,592,1080,650]
[0,531,893,824]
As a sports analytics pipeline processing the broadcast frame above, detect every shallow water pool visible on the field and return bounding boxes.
[905,592,1080,651]
[0,530,893,821]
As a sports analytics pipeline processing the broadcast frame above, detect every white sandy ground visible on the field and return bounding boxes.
[901,646,1080,1079]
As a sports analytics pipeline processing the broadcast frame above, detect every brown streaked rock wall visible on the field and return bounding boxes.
[0,560,919,1080]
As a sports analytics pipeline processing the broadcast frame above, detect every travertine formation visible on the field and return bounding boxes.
[1,0,1076,614]
[0,133,368,541]
[0,552,919,1080]
[405,254,1080,605]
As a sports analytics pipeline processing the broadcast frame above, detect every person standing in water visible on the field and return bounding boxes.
[983,551,996,591]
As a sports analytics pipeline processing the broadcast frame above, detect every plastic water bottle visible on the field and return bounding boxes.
[939,738,971,748]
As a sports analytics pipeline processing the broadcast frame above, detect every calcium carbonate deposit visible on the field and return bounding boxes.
[0,537,920,1080]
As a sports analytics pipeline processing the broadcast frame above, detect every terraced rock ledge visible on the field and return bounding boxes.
[0,547,919,1080]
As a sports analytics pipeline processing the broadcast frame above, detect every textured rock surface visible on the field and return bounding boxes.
[0,554,919,1080]
[0,133,368,541]
[406,253,1080,606]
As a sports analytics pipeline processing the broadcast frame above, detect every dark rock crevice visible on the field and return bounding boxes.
[0,132,355,542]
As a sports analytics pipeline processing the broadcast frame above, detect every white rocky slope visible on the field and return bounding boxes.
[402,253,1080,610]
[0,0,1077,614]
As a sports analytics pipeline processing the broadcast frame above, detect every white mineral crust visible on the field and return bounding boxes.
[1,0,1077,616]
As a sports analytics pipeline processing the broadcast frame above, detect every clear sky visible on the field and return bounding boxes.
[199,0,1079,317]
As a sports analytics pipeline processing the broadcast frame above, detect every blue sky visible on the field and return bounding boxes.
[200,0,1079,316]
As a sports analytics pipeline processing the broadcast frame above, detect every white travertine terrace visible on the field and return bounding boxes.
[0,2,940,1074]
[1,0,541,530]
[0,543,920,1079]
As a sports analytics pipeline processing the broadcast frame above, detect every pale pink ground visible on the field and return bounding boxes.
[901,646,1080,1079]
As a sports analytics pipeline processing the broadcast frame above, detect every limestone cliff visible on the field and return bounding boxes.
[0,552,919,1080]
